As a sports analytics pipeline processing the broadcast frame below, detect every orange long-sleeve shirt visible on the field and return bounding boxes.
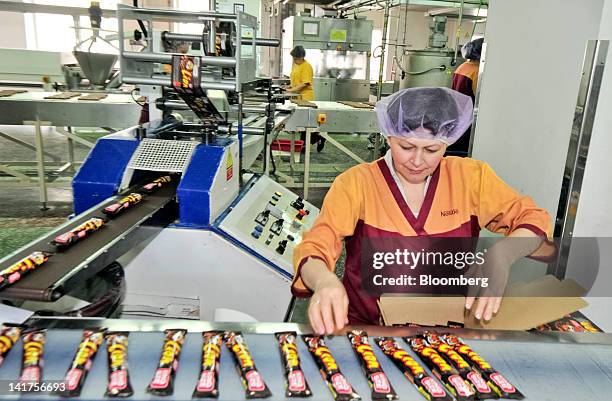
[452,60,480,100]
[292,156,552,324]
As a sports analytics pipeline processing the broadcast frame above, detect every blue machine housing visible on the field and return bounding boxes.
[177,139,231,227]
[71,132,288,279]
[72,134,138,214]
[72,133,235,227]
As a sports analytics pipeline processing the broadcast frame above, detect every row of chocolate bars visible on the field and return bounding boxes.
[0,325,523,401]
[0,176,173,292]
[532,311,602,333]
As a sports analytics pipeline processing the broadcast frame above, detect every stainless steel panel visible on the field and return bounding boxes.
[119,228,292,322]
[550,40,609,278]
[313,78,334,101]
[333,79,369,101]
[284,102,378,133]
[288,16,373,49]
[0,93,142,127]
[399,50,462,89]
[20,318,612,342]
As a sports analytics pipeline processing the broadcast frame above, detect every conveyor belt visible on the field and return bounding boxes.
[282,101,379,133]
[1,319,611,401]
[0,185,177,302]
[0,91,142,126]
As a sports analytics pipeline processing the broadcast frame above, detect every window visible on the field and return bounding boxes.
[173,0,210,34]
[370,29,382,81]
[23,0,120,52]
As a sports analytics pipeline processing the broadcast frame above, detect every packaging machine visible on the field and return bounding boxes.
[0,4,318,323]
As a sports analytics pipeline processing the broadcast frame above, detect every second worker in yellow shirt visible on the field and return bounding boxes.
[286,45,325,151]
[286,45,314,101]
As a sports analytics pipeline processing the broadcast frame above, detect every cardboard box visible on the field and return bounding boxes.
[378,275,588,330]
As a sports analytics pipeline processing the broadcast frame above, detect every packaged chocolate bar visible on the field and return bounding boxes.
[225,332,272,399]
[147,329,187,396]
[302,335,361,401]
[142,176,172,193]
[52,217,105,249]
[533,323,553,332]
[19,329,46,384]
[103,193,143,217]
[423,333,497,400]
[105,332,134,398]
[406,336,475,401]
[571,315,602,333]
[565,317,588,332]
[440,334,524,400]
[376,337,451,401]
[0,252,50,291]
[193,331,223,399]
[553,317,585,333]
[347,330,397,400]
[61,329,105,397]
[275,332,312,397]
[0,325,22,366]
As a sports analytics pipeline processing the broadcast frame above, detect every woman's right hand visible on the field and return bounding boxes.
[301,258,349,335]
[309,274,349,335]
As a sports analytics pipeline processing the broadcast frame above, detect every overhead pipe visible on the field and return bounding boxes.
[122,51,237,67]
[162,32,280,47]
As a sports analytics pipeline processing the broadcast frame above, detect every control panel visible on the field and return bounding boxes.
[218,176,319,276]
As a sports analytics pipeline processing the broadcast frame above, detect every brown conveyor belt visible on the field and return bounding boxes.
[0,185,177,302]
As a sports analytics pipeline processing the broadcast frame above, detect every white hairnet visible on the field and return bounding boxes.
[375,87,473,145]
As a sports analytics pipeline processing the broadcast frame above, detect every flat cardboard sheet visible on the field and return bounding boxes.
[78,93,108,101]
[338,101,374,109]
[43,91,81,99]
[379,275,588,330]
[0,89,27,98]
[290,99,318,108]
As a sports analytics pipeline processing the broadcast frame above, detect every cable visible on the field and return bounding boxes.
[269,128,281,176]
[404,65,446,75]
[469,0,484,42]
[133,0,149,38]
[130,88,147,107]
[452,0,465,65]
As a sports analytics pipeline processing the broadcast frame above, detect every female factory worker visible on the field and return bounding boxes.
[285,45,325,151]
[292,87,552,334]
[285,45,315,101]
[452,37,484,101]
[447,37,483,155]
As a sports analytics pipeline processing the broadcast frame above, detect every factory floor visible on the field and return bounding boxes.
[0,126,102,258]
[0,127,374,323]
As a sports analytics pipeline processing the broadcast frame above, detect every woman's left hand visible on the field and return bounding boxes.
[464,245,512,321]
[465,296,503,321]
[465,231,544,321]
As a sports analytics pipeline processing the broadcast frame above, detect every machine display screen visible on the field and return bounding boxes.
[302,21,319,36]
[330,29,347,42]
